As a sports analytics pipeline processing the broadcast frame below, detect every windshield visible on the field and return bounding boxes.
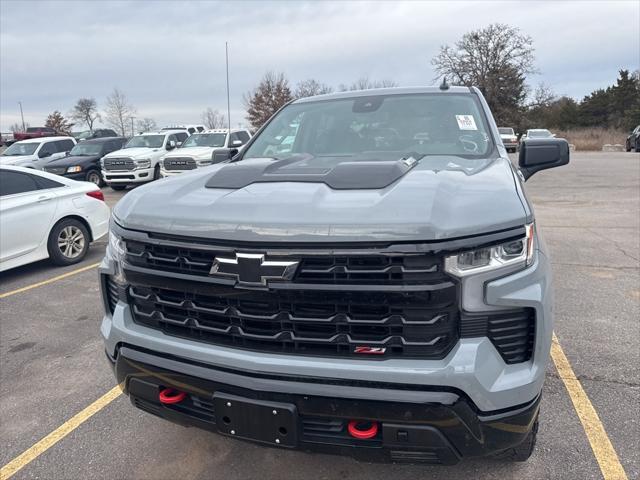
[124,135,165,148]
[75,131,93,140]
[243,93,493,160]
[528,130,552,138]
[69,143,103,156]
[181,133,226,148]
[498,128,514,135]
[2,142,39,156]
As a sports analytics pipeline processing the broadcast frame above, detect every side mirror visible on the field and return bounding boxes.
[518,138,570,181]
[166,140,176,150]
[211,148,239,164]
[231,140,243,147]
[38,151,51,158]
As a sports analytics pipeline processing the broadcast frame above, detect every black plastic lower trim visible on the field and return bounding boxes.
[112,346,541,464]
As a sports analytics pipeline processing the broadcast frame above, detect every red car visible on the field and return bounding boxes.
[13,127,66,142]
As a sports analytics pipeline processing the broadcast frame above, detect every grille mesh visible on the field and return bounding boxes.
[164,157,196,170]
[104,157,134,171]
[127,282,459,359]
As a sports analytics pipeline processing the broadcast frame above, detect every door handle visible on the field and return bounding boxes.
[37,196,51,203]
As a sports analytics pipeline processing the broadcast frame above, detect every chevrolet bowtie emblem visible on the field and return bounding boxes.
[209,253,299,286]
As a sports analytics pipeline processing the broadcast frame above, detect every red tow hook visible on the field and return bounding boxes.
[347,420,379,440]
[158,388,187,405]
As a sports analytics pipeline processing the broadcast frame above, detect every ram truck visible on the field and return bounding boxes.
[161,128,252,177]
[13,127,64,141]
[100,86,569,464]
[100,130,188,190]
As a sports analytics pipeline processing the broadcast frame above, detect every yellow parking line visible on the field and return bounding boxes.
[0,262,100,299]
[0,386,122,480]
[551,333,628,480]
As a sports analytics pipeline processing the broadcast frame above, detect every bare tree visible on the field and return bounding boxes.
[71,98,100,131]
[529,83,555,108]
[45,111,72,134]
[432,23,536,125]
[244,72,293,130]
[104,88,136,136]
[10,122,29,133]
[137,117,157,132]
[202,108,226,129]
[294,79,333,99]
[338,76,398,91]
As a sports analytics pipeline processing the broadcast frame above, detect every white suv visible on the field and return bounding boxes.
[0,137,76,170]
[101,130,189,190]
[161,128,252,177]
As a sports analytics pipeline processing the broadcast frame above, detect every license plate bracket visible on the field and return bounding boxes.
[213,393,298,448]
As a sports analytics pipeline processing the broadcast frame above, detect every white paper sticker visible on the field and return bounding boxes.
[456,115,477,130]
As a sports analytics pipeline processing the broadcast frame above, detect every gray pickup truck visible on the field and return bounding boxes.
[100,86,569,464]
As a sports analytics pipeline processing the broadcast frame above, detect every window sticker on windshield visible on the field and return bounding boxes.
[456,115,477,130]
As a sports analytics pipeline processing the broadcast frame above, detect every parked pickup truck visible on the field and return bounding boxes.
[13,127,65,142]
[101,86,569,464]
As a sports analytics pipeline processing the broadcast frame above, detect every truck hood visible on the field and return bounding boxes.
[46,154,100,166]
[104,147,163,159]
[164,146,214,159]
[114,155,526,243]
[0,154,36,165]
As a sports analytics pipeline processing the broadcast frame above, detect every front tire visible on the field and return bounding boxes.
[47,218,90,266]
[153,164,161,180]
[495,416,539,462]
[85,169,104,187]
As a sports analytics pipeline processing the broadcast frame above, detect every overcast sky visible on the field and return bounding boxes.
[1,0,638,132]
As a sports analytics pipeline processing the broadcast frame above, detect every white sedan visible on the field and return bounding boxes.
[0,165,110,272]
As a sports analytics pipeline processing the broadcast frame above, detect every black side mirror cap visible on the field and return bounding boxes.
[211,148,239,164]
[518,138,570,181]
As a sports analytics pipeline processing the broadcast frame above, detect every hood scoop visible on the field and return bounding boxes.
[205,155,419,190]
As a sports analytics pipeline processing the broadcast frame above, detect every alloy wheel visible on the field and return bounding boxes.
[57,225,86,259]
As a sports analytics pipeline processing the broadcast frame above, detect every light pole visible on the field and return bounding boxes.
[18,101,25,131]
[225,42,231,132]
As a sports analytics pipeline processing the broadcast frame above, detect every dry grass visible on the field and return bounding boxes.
[554,128,627,151]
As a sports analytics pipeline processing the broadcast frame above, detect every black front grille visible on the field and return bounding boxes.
[105,276,119,313]
[44,166,66,175]
[127,281,459,359]
[125,239,444,286]
[164,157,196,171]
[104,157,135,171]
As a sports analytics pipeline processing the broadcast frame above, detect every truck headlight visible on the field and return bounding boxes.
[107,230,127,283]
[136,159,151,169]
[66,165,82,173]
[196,159,212,166]
[444,223,535,277]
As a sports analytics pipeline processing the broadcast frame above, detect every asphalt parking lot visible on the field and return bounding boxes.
[0,151,638,480]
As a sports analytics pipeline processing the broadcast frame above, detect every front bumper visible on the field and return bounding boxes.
[102,167,152,184]
[109,345,540,463]
[100,248,552,413]
[160,167,185,177]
